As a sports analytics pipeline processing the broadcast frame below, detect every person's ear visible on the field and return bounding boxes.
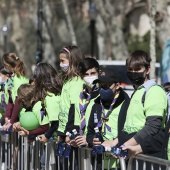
[146,66,151,75]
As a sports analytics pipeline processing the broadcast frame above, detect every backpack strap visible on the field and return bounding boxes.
[118,92,130,133]
[141,79,157,106]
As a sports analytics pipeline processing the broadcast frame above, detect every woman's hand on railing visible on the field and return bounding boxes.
[92,138,101,146]
[75,135,88,147]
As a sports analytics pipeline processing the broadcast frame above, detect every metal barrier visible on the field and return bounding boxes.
[0,132,45,170]
[127,154,170,170]
[0,132,170,170]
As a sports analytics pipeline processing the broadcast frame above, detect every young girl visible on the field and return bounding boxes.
[57,46,84,141]
[13,84,49,136]
[2,53,29,130]
[33,62,62,142]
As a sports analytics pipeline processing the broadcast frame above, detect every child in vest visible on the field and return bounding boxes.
[2,53,29,130]
[123,82,170,163]
[57,46,84,170]
[107,50,167,170]
[13,84,49,137]
[57,46,84,141]
[87,68,130,169]
[33,63,62,142]
[70,57,100,147]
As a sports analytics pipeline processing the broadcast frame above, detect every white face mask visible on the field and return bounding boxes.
[60,63,69,72]
[83,76,98,87]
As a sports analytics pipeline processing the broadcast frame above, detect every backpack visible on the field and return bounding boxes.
[141,80,168,121]
[141,79,157,106]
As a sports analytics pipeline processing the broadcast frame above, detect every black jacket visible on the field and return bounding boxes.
[86,88,130,147]
[138,118,170,159]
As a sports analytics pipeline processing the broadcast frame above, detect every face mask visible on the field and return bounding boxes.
[100,88,114,101]
[60,63,69,72]
[127,71,145,85]
[83,76,98,87]
[0,77,6,85]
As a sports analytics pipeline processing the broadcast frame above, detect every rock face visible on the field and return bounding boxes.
[0,0,169,76]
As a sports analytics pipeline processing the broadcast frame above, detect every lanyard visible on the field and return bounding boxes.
[97,91,120,134]
[79,88,91,135]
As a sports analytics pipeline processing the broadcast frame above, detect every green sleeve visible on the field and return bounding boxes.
[45,93,61,122]
[32,101,50,125]
[11,75,29,102]
[145,86,167,118]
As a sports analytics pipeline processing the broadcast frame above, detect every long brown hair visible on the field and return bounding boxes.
[2,52,26,77]
[33,62,62,101]
[59,45,84,81]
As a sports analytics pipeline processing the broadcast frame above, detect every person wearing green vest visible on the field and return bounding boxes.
[70,57,100,147]
[2,52,29,130]
[12,83,51,170]
[119,50,167,148]
[57,46,84,141]
[119,82,170,164]
[32,63,62,143]
[87,68,130,169]
[13,84,49,137]
[107,50,167,167]
[57,46,84,170]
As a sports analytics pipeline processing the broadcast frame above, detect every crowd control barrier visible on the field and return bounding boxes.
[0,131,170,170]
[127,154,170,170]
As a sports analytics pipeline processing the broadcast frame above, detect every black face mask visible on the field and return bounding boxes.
[127,71,146,85]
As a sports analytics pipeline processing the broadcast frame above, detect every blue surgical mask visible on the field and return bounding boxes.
[99,88,114,101]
